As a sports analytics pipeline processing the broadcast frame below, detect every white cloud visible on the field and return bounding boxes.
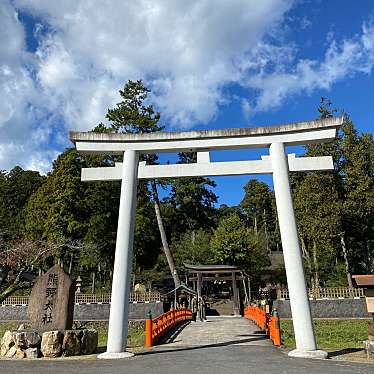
[36,37,77,88]
[0,2,46,171]
[246,19,374,111]
[12,0,294,131]
[0,2,25,64]
[1,0,374,173]
[0,0,294,171]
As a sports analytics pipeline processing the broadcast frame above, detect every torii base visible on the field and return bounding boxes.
[288,349,328,359]
[97,351,135,359]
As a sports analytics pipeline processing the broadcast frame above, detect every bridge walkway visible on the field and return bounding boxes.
[158,316,272,349]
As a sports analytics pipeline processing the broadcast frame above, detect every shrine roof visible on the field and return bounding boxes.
[184,264,242,274]
[166,283,197,296]
[352,274,374,287]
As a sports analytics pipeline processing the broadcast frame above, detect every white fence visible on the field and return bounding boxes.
[277,287,364,300]
[1,290,164,306]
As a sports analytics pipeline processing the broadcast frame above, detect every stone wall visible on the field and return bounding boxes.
[0,302,165,322]
[2,299,368,320]
[0,306,26,321]
[273,299,369,319]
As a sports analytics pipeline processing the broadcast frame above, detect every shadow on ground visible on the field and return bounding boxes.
[327,347,364,358]
[139,336,268,356]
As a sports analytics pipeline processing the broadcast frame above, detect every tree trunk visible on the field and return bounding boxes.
[275,212,280,251]
[0,267,30,303]
[68,253,73,275]
[263,209,270,255]
[150,179,180,287]
[339,232,353,288]
[191,230,196,263]
[0,269,9,288]
[254,214,258,235]
[300,237,312,270]
[98,263,102,284]
[91,271,96,294]
[366,240,373,273]
[248,277,252,303]
[0,283,30,304]
[312,240,320,288]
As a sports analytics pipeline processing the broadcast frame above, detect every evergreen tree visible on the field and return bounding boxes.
[210,214,269,279]
[171,229,213,272]
[166,152,217,233]
[296,98,374,286]
[25,149,86,242]
[23,150,121,284]
[0,167,45,240]
[99,80,180,286]
[24,149,88,270]
[294,173,343,287]
[240,179,277,253]
[340,120,374,274]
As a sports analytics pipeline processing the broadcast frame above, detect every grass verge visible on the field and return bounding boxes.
[0,321,145,350]
[0,322,18,339]
[96,324,145,348]
[281,319,369,349]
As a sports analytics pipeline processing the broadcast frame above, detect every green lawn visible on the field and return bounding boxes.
[281,319,369,349]
[0,322,18,339]
[96,324,145,348]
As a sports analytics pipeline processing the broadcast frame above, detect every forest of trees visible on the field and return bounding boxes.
[0,82,373,301]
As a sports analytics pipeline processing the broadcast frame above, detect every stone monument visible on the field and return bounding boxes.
[28,264,75,331]
[0,264,98,359]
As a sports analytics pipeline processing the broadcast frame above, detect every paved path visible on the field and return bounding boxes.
[1,317,373,373]
[161,316,271,348]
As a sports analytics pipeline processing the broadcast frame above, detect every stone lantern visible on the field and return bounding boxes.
[75,276,82,294]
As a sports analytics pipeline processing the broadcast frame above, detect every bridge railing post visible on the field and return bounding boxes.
[145,311,153,348]
[271,309,282,346]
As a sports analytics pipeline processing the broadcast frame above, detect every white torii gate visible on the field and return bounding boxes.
[70,116,343,359]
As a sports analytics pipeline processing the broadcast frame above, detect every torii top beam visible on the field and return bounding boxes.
[70,116,344,155]
[70,116,344,181]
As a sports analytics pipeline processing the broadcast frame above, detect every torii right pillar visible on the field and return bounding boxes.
[270,142,327,359]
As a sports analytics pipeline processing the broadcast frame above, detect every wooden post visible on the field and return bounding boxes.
[276,287,281,300]
[197,272,203,321]
[232,272,240,315]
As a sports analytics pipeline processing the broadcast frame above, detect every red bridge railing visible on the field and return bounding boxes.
[244,305,281,346]
[145,308,192,347]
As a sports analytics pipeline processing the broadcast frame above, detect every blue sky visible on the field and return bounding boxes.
[1,0,374,206]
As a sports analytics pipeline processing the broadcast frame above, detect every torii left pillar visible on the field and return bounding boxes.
[98,150,139,359]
